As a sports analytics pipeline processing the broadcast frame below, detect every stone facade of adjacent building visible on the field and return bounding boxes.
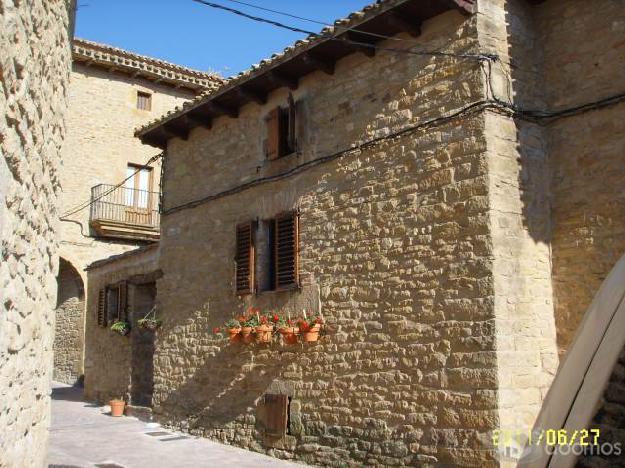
[82,244,160,406]
[80,0,625,465]
[53,40,221,385]
[0,1,74,466]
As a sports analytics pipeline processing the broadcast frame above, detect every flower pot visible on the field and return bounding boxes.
[255,324,274,344]
[302,323,321,343]
[279,326,298,345]
[241,326,254,344]
[110,399,125,417]
[227,327,241,343]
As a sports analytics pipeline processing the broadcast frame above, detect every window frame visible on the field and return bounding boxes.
[136,91,152,111]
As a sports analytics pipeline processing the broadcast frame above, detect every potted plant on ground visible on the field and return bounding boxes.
[110,320,130,336]
[298,314,324,343]
[278,315,298,345]
[109,398,125,417]
[137,307,161,331]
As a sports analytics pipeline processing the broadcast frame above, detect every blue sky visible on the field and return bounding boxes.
[75,0,372,78]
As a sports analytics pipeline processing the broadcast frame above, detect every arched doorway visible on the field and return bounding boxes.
[53,258,85,385]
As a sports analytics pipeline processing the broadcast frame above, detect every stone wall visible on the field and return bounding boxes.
[58,62,195,272]
[53,258,85,385]
[154,10,510,466]
[0,1,73,466]
[537,0,625,356]
[83,246,159,404]
[54,60,201,387]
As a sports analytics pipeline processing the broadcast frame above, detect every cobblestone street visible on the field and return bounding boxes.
[47,383,301,468]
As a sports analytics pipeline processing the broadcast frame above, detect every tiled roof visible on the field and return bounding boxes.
[135,0,475,144]
[73,38,223,92]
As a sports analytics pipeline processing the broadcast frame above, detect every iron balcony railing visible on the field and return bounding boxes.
[90,184,160,230]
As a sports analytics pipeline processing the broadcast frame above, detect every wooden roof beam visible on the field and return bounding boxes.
[163,121,189,140]
[341,32,376,58]
[186,111,212,130]
[301,52,335,76]
[266,70,299,90]
[206,101,238,118]
[384,11,422,37]
[237,85,267,105]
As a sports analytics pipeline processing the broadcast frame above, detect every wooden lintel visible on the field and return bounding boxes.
[266,70,298,90]
[186,111,212,129]
[302,52,335,76]
[206,101,238,118]
[163,122,188,140]
[238,86,267,105]
[342,32,376,58]
[385,12,422,37]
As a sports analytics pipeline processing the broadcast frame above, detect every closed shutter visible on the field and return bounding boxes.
[97,289,106,327]
[235,222,255,295]
[118,281,128,322]
[274,212,299,290]
[287,93,297,153]
[265,108,280,160]
[258,394,288,437]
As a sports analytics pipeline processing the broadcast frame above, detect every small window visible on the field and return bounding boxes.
[265,94,297,160]
[239,211,299,295]
[137,91,152,111]
[103,282,128,324]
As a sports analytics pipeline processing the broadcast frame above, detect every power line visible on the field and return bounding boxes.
[191,0,495,62]
[161,90,625,217]
[221,0,432,44]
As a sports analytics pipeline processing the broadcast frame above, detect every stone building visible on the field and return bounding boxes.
[53,39,221,385]
[83,0,625,465]
[0,1,75,467]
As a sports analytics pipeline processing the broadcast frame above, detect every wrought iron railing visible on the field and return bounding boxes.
[90,184,160,230]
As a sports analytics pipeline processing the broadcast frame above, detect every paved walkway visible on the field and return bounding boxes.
[47,383,301,468]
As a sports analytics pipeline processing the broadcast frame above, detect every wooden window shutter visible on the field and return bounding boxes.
[258,394,288,437]
[287,93,297,153]
[235,222,255,294]
[265,108,280,160]
[118,281,128,322]
[97,289,106,327]
[274,212,299,290]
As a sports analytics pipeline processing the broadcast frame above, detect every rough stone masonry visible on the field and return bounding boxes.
[0,1,74,467]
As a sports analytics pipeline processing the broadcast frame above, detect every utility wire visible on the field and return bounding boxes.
[60,152,163,219]
[191,0,495,61]
[161,90,625,217]
[221,0,432,44]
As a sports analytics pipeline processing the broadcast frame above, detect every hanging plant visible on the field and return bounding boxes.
[110,320,130,336]
[137,307,161,331]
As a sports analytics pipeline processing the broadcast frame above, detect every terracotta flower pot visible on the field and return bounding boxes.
[227,327,241,343]
[255,324,274,344]
[110,399,125,417]
[302,323,321,343]
[279,326,298,345]
[241,326,254,344]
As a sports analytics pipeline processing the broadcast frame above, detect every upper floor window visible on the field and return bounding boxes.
[124,164,153,209]
[265,94,297,160]
[137,91,152,111]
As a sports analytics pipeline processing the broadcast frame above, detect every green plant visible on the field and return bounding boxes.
[110,321,130,336]
[225,318,241,329]
[137,318,162,330]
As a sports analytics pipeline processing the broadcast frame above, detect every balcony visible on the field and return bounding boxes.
[89,184,160,242]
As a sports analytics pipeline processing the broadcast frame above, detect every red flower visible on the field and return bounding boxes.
[212,327,221,334]
[298,319,310,332]
[237,315,246,325]
[272,314,279,323]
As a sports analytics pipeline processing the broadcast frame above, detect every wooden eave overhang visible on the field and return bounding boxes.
[136,0,475,149]
[73,39,223,93]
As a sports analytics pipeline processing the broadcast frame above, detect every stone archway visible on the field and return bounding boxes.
[53,258,85,385]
